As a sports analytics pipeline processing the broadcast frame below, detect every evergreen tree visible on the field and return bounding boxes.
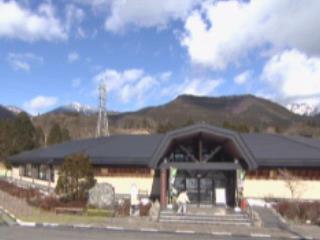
[182,118,195,127]
[47,123,70,145]
[61,128,70,142]
[56,153,95,200]
[11,112,38,154]
[0,114,42,163]
[0,120,13,160]
[157,122,175,133]
[47,123,62,145]
[35,126,45,147]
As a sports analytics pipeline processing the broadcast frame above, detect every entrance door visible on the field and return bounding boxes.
[185,178,198,203]
[199,178,213,205]
[186,177,213,205]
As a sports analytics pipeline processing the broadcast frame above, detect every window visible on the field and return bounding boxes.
[26,164,32,177]
[19,166,25,177]
[38,165,47,180]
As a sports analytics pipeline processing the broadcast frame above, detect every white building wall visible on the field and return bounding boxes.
[243,179,320,200]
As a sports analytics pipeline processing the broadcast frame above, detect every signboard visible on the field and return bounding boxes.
[215,188,226,205]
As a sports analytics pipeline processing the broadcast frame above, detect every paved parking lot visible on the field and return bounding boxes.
[0,225,282,240]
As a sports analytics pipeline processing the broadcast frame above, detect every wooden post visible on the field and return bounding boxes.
[32,165,36,184]
[198,135,202,162]
[160,168,167,209]
[47,166,51,190]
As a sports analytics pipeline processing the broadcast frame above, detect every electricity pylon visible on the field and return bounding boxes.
[95,82,109,137]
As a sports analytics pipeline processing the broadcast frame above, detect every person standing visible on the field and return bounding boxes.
[176,190,190,215]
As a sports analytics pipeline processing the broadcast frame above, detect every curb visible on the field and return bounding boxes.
[0,206,316,240]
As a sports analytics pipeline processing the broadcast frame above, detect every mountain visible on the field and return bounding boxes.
[287,103,318,116]
[112,94,300,128]
[49,102,97,115]
[5,105,25,115]
[32,94,320,139]
[0,105,15,119]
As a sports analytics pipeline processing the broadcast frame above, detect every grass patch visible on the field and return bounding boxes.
[18,212,109,225]
[86,208,114,217]
[0,216,4,224]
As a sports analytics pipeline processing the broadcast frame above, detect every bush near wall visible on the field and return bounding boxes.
[275,201,320,225]
[0,180,40,199]
[0,180,86,211]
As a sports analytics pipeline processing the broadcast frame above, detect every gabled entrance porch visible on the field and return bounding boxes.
[151,124,256,209]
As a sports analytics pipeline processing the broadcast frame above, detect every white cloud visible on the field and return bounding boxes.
[119,76,157,103]
[234,70,252,85]
[7,52,43,71]
[182,0,320,70]
[94,68,159,104]
[162,78,223,97]
[24,95,58,115]
[73,0,110,9]
[68,51,80,62]
[180,78,222,96]
[0,1,67,41]
[65,4,86,38]
[160,71,172,82]
[94,68,224,109]
[105,0,200,32]
[261,49,320,105]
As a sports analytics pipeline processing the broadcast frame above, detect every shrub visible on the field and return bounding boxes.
[116,199,130,217]
[39,197,60,211]
[0,180,39,199]
[55,153,95,201]
[139,203,151,216]
[276,201,320,224]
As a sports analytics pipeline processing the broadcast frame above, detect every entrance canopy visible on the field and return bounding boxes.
[149,123,258,170]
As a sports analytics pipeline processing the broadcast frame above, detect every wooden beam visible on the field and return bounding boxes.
[203,146,222,162]
[179,145,199,162]
[160,162,241,170]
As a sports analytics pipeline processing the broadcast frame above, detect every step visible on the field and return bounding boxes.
[160,213,249,219]
[160,216,250,222]
[159,218,252,226]
[160,214,248,220]
[160,210,246,216]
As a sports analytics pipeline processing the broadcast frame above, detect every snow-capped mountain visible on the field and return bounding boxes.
[49,102,97,115]
[287,103,319,116]
[5,105,25,115]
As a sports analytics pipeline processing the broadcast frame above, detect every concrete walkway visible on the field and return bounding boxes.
[252,206,286,228]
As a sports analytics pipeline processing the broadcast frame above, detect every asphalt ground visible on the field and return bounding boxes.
[0,225,310,240]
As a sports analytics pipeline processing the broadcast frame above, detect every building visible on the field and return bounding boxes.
[8,123,320,208]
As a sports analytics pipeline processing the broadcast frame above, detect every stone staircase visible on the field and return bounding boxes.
[159,207,253,226]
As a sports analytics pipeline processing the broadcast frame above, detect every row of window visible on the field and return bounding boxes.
[19,164,54,182]
[94,167,153,177]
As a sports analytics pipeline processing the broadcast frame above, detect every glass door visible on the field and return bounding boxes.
[186,178,198,204]
[186,176,214,205]
[199,178,213,205]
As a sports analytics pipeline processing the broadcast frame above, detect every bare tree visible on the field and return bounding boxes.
[278,169,304,199]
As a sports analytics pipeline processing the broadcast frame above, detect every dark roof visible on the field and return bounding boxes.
[241,134,320,167]
[9,134,164,166]
[8,123,320,168]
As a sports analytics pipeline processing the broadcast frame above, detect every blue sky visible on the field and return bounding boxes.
[1,0,320,114]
